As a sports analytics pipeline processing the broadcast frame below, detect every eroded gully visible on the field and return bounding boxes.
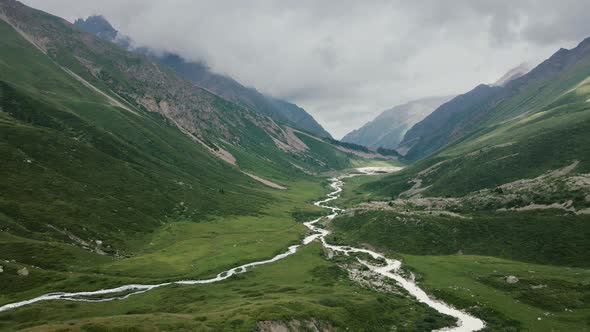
[0,167,484,332]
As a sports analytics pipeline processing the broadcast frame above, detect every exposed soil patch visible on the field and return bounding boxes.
[255,319,333,332]
[242,172,287,190]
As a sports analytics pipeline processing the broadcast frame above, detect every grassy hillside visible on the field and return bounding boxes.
[330,210,590,267]
[0,0,364,297]
[399,37,590,162]
[366,58,590,198]
[0,18,273,250]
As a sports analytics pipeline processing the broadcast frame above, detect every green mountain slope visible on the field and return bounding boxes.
[399,37,590,161]
[369,38,590,199]
[0,11,273,255]
[0,0,382,283]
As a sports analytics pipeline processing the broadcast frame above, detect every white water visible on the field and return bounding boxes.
[0,167,484,331]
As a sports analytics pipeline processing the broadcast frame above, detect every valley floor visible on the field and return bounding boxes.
[0,168,457,331]
[1,166,588,331]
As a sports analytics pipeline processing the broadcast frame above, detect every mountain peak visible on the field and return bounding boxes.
[74,15,118,41]
[493,63,530,87]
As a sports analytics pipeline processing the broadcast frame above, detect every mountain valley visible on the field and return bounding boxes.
[0,1,589,331]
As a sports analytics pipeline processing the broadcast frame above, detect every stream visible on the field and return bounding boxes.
[0,167,484,331]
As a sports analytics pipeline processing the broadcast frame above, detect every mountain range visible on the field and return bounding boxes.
[1,1,590,331]
[74,15,332,139]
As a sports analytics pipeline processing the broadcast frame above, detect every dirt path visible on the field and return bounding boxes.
[242,172,287,189]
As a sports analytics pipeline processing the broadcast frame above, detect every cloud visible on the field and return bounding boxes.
[21,0,590,138]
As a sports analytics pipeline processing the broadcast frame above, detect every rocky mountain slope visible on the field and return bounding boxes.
[74,15,332,138]
[342,96,452,150]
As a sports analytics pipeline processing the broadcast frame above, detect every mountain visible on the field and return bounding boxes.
[0,0,385,279]
[368,36,590,197]
[74,15,332,138]
[341,96,453,149]
[329,37,590,332]
[398,38,590,161]
[2,2,589,331]
[492,63,530,87]
[0,3,416,330]
[396,85,500,158]
[73,14,129,48]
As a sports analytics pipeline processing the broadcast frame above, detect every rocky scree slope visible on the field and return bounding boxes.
[74,15,332,139]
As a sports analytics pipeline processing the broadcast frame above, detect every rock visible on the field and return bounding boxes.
[505,275,519,284]
[322,246,334,259]
[531,284,547,289]
[17,267,29,276]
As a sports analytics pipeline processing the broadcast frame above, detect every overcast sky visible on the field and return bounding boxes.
[21,0,590,138]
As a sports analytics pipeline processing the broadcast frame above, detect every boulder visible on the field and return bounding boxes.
[505,275,519,284]
[17,267,29,276]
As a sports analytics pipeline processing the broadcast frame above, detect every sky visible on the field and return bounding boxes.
[21,0,590,138]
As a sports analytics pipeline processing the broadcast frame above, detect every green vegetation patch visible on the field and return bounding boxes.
[0,244,455,332]
[330,210,590,267]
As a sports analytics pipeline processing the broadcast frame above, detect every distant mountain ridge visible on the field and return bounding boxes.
[398,37,590,160]
[341,96,453,150]
[74,15,332,138]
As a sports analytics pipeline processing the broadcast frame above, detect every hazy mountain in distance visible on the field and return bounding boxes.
[493,63,530,87]
[74,15,332,138]
[341,96,454,149]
